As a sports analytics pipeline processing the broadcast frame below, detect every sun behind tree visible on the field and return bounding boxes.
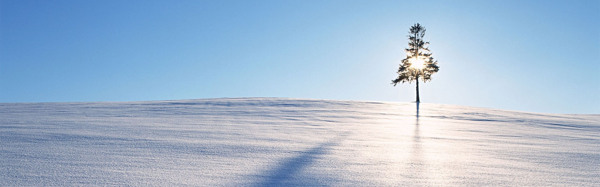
[392,23,440,103]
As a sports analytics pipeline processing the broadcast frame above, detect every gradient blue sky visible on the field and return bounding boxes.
[1,0,599,113]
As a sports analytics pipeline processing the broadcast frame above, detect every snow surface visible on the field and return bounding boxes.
[1,98,599,186]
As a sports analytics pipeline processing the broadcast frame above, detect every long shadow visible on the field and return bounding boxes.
[413,103,421,151]
[408,102,424,180]
[416,102,420,119]
[253,135,346,186]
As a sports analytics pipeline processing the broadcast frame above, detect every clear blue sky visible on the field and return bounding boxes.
[1,0,599,113]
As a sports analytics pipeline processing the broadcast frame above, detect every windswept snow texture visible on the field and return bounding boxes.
[1,98,599,186]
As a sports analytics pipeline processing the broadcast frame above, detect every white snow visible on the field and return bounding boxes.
[1,98,598,186]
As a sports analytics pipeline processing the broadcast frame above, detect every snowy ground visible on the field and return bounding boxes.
[1,98,598,186]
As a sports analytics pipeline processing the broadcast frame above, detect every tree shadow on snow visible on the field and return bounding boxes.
[407,102,424,181]
[416,102,420,119]
[253,134,347,186]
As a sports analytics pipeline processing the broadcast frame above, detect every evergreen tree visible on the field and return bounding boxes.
[392,23,439,103]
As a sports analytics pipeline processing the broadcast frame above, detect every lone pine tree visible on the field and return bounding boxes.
[392,23,439,103]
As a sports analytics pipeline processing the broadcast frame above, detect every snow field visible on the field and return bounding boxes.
[1,98,598,186]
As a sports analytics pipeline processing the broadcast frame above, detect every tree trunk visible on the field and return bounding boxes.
[415,31,420,103]
[416,75,420,103]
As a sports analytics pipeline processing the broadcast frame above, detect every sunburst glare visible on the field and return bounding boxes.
[409,57,425,70]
